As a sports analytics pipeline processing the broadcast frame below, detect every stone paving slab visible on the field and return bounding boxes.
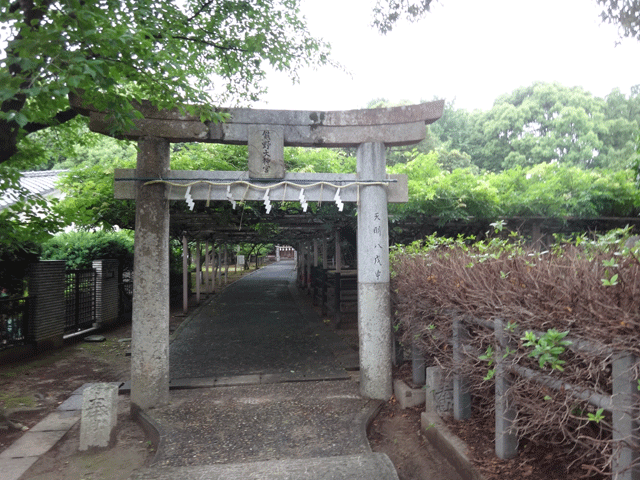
[29,409,80,432]
[0,430,68,458]
[3,456,40,480]
[0,382,84,480]
[146,380,381,468]
[132,453,399,480]
[56,393,83,411]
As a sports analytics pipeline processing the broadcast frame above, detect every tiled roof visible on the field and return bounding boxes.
[0,170,67,210]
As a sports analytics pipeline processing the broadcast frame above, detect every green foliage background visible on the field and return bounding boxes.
[40,230,134,270]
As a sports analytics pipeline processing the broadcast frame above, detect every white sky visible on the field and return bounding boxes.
[255,0,640,112]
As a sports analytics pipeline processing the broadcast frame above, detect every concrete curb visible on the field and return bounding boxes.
[131,403,165,467]
[421,411,485,480]
[359,399,385,451]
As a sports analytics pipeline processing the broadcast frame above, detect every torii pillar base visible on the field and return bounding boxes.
[130,137,171,412]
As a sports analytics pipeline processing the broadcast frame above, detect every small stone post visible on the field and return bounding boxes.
[357,142,392,400]
[131,137,170,411]
[453,318,472,420]
[80,383,119,450]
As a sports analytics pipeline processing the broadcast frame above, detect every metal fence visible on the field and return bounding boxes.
[64,269,96,333]
[0,296,30,349]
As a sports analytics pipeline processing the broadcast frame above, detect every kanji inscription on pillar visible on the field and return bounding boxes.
[248,125,285,179]
[372,211,384,281]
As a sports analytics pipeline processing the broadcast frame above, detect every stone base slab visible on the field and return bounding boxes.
[393,379,425,409]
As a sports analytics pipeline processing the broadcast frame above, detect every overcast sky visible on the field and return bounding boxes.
[255,0,640,112]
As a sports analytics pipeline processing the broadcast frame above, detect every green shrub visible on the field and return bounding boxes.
[40,230,134,270]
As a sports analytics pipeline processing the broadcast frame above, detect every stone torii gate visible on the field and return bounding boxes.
[86,100,444,411]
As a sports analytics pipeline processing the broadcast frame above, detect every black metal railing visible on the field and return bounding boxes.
[0,296,30,349]
[64,269,96,333]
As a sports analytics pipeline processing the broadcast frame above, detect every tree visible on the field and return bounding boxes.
[599,86,640,169]
[374,1,640,43]
[471,83,609,171]
[0,0,331,165]
[372,0,436,34]
[597,0,640,42]
[428,99,475,155]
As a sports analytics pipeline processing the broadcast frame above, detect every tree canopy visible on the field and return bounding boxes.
[597,0,640,41]
[427,83,640,172]
[374,0,640,43]
[0,0,331,165]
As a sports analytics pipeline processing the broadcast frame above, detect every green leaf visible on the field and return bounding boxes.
[587,408,605,423]
[14,112,29,128]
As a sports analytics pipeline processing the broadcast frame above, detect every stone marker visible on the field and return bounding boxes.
[425,366,453,416]
[79,383,119,450]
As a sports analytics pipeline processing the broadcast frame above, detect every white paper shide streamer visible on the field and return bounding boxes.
[263,188,272,214]
[185,186,195,211]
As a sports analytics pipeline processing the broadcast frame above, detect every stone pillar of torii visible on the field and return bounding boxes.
[83,98,444,411]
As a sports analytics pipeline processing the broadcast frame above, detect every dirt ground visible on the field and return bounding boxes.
[1,327,459,480]
[368,398,464,480]
[0,319,151,480]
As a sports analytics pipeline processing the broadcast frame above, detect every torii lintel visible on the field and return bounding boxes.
[74,96,445,148]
